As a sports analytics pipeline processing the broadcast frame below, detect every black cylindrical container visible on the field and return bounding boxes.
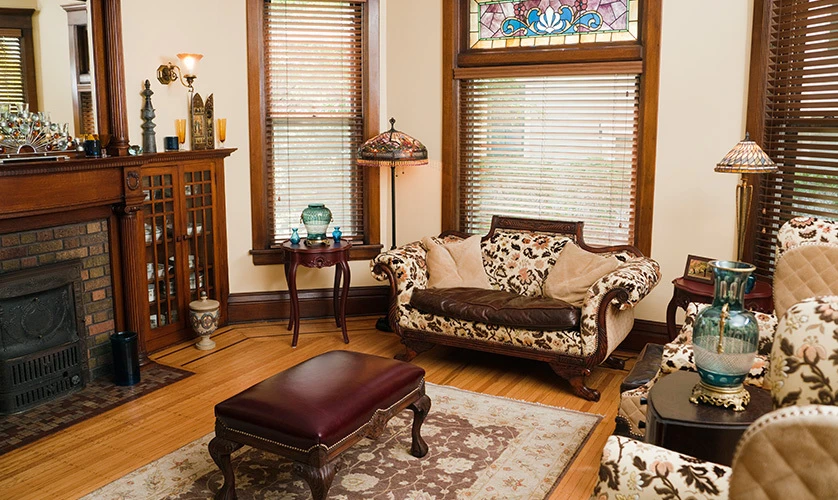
[110,331,141,386]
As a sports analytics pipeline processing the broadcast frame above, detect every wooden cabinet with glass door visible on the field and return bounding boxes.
[141,150,232,352]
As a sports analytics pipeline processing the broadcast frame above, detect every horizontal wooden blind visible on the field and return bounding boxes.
[264,0,365,245]
[755,0,838,277]
[459,74,639,245]
[0,29,26,109]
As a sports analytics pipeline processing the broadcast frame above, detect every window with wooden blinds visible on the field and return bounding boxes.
[752,0,838,277]
[0,29,27,109]
[459,74,640,245]
[263,0,365,246]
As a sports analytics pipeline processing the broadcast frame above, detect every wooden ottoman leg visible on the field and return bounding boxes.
[293,460,340,500]
[408,393,431,458]
[209,436,243,500]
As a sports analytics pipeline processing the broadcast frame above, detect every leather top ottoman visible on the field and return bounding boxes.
[209,351,431,500]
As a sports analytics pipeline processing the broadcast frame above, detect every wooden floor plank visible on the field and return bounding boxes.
[0,316,634,499]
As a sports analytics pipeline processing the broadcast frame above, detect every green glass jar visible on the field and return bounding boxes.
[690,260,759,410]
[300,203,332,245]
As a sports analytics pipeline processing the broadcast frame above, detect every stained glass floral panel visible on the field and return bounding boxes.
[469,0,637,49]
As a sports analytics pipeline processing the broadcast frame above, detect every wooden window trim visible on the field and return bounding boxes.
[0,8,38,111]
[741,0,774,264]
[442,0,661,255]
[245,0,381,265]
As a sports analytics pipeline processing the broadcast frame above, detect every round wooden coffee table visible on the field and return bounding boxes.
[646,371,772,465]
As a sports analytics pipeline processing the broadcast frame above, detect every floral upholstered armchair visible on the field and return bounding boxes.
[618,217,838,437]
[371,216,660,401]
[593,295,838,500]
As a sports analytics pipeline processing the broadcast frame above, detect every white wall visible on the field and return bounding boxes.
[117,0,752,322]
[634,0,753,320]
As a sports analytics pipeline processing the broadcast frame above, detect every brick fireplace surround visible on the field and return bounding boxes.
[0,220,115,379]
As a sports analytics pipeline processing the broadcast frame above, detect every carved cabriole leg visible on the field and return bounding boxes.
[208,435,243,500]
[395,338,434,362]
[549,362,601,402]
[408,392,431,458]
[292,460,340,500]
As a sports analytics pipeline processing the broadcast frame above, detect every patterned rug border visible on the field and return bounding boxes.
[426,383,604,495]
[88,382,602,499]
[0,362,194,457]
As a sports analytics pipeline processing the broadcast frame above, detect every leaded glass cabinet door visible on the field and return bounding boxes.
[182,166,217,302]
[142,168,185,333]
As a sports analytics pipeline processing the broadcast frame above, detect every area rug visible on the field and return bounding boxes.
[86,383,601,499]
[0,362,192,456]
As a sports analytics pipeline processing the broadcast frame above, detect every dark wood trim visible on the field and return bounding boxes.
[441,0,460,232]
[89,0,129,156]
[441,0,661,256]
[742,0,772,263]
[246,0,269,252]
[0,9,38,111]
[246,0,381,258]
[458,43,642,67]
[633,0,662,257]
[228,285,389,324]
[250,243,383,265]
[363,0,381,247]
[620,319,669,352]
[0,205,113,234]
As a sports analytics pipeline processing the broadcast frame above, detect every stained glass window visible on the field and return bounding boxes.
[469,0,638,49]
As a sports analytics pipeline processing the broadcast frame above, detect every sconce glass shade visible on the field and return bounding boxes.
[177,53,203,77]
[357,118,428,168]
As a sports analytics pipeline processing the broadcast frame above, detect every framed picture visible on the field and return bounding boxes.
[683,255,714,283]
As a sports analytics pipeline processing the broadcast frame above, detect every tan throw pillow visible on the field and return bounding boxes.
[422,235,492,289]
[543,242,620,307]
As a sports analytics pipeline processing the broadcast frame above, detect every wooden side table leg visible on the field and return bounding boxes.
[338,259,350,344]
[665,293,679,341]
[288,260,301,347]
[333,264,342,328]
[285,260,294,331]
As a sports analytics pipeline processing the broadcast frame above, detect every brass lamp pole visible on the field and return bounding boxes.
[715,133,777,261]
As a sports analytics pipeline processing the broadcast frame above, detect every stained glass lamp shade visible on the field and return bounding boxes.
[358,118,428,250]
[715,133,777,261]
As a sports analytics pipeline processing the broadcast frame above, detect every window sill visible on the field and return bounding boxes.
[250,243,384,265]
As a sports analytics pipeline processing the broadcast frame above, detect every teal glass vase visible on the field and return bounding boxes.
[690,260,759,411]
[300,203,332,245]
[289,227,301,245]
[332,226,342,242]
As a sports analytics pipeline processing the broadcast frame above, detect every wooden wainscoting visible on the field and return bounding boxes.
[228,285,389,323]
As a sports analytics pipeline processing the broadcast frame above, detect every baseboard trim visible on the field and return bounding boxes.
[228,286,390,324]
[620,319,669,352]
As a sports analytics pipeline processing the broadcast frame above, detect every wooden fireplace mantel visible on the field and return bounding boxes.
[0,149,235,361]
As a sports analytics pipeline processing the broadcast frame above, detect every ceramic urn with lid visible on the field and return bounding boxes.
[189,292,220,350]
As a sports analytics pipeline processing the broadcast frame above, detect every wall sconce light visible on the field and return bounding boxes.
[156,53,203,91]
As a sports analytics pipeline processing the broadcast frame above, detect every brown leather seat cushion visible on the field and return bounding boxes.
[410,287,579,331]
[214,351,425,451]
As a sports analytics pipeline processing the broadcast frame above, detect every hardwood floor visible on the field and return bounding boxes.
[0,316,636,499]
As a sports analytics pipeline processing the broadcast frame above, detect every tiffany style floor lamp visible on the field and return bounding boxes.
[358,118,428,331]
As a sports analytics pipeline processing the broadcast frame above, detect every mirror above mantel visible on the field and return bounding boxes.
[1,1,97,137]
[0,0,130,156]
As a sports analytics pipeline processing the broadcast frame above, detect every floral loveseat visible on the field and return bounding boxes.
[371,216,661,401]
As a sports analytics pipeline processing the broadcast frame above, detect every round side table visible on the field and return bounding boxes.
[282,240,352,347]
[646,371,772,466]
[666,277,773,340]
